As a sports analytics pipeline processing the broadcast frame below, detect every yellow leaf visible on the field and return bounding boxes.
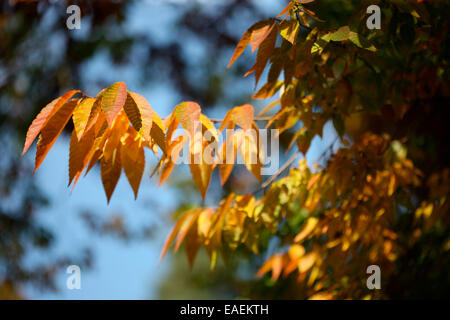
[294,217,318,242]
[279,20,300,44]
[73,97,95,140]
[124,91,153,142]
[101,82,127,126]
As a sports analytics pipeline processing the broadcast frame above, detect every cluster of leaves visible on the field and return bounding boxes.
[22,82,265,202]
[23,0,450,299]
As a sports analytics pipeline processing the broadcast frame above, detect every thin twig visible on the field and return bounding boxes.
[314,136,339,164]
[252,151,300,195]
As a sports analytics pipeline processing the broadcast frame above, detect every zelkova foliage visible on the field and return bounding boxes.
[23,0,450,299]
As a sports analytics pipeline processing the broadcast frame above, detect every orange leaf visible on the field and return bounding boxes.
[100,145,122,203]
[174,209,201,252]
[174,101,201,136]
[124,91,153,142]
[73,97,95,140]
[34,98,80,173]
[276,2,292,18]
[237,129,262,181]
[159,210,192,262]
[189,140,213,200]
[307,174,319,190]
[250,22,275,53]
[22,90,79,155]
[150,111,166,153]
[121,133,145,199]
[101,82,127,126]
[231,104,254,131]
[69,125,96,187]
[227,20,276,69]
[244,25,278,87]
[159,134,188,185]
[218,130,238,185]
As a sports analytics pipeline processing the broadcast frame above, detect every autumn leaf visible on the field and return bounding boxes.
[121,131,145,199]
[330,26,350,41]
[200,114,218,141]
[227,19,276,69]
[160,210,192,262]
[237,128,262,181]
[218,129,238,185]
[22,90,79,155]
[150,111,167,153]
[100,81,127,126]
[100,145,122,203]
[124,91,153,142]
[220,104,254,132]
[174,101,201,136]
[159,134,188,185]
[34,98,81,173]
[69,125,96,187]
[231,104,254,131]
[73,97,95,140]
[189,140,213,200]
[249,22,276,53]
[279,20,300,45]
[244,25,278,86]
[294,217,318,242]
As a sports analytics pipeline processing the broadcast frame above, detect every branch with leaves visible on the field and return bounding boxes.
[22,0,450,299]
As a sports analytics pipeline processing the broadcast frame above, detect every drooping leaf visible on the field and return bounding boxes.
[124,91,153,142]
[189,141,213,200]
[218,129,238,185]
[69,125,96,187]
[121,132,145,199]
[227,19,275,69]
[237,128,262,181]
[159,134,188,185]
[160,210,192,262]
[231,104,254,131]
[245,25,278,86]
[22,90,79,155]
[72,97,95,140]
[34,98,81,173]
[174,209,201,252]
[174,101,201,136]
[150,111,167,153]
[100,82,127,126]
[220,104,254,132]
[100,145,122,203]
[250,22,276,53]
[200,114,218,141]
[252,81,283,99]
